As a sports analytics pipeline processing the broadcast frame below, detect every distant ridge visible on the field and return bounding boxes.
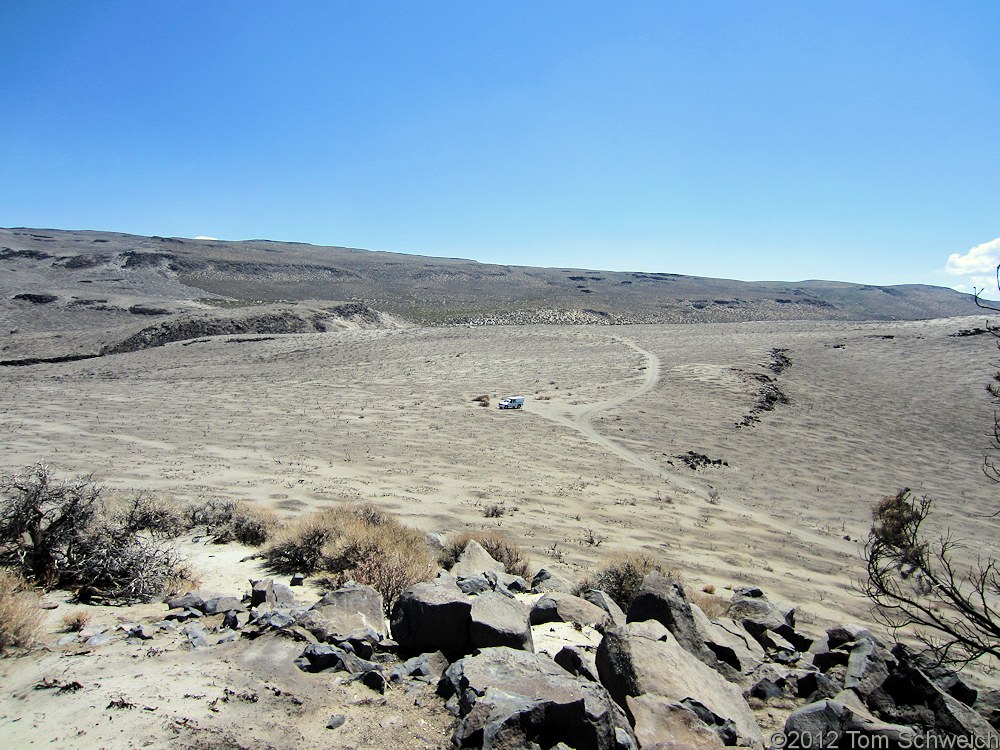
[0,227,977,332]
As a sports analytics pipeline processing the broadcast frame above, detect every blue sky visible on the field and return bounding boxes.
[1,2,998,293]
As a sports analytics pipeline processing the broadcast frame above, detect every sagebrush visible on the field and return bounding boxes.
[576,550,675,609]
[440,531,530,579]
[264,503,432,612]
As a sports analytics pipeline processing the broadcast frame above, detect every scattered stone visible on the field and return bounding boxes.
[290,573,305,587]
[456,575,491,596]
[202,595,245,615]
[492,571,530,593]
[126,623,157,640]
[867,646,1000,741]
[700,616,766,674]
[361,669,387,694]
[627,693,725,749]
[250,579,276,608]
[223,610,251,631]
[167,592,206,611]
[784,699,915,747]
[85,633,113,647]
[844,636,895,698]
[326,714,346,730]
[255,610,296,630]
[395,651,449,683]
[826,624,872,650]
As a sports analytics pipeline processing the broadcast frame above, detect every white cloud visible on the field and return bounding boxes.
[194,235,218,241]
[945,237,1000,275]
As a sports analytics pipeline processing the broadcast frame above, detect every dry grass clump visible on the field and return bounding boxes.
[264,504,432,612]
[576,550,676,610]
[687,588,727,620]
[61,610,91,632]
[440,531,531,579]
[0,568,42,652]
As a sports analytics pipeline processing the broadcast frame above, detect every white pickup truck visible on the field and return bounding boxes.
[498,396,525,410]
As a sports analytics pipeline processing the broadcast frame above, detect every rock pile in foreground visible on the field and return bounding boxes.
[55,542,1000,749]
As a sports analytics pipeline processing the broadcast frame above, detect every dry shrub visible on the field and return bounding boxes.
[0,465,189,603]
[212,502,281,546]
[264,504,432,611]
[0,568,42,652]
[472,395,491,407]
[688,589,727,620]
[113,494,185,537]
[62,610,90,632]
[483,504,506,518]
[576,550,676,610]
[183,497,281,546]
[183,498,237,529]
[440,531,530,579]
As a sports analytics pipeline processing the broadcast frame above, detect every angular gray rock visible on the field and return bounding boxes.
[727,587,812,652]
[451,539,506,578]
[555,645,601,683]
[391,650,449,683]
[700,616,766,674]
[456,574,492,596]
[296,584,386,644]
[391,579,473,657]
[531,568,577,594]
[166,591,206,611]
[866,646,1000,742]
[202,595,246,615]
[530,592,613,631]
[469,591,533,651]
[295,643,380,674]
[438,646,635,750]
[626,572,714,664]
[784,699,915,746]
[251,578,276,608]
[844,636,895,698]
[627,694,725,750]
[582,589,628,628]
[596,620,762,747]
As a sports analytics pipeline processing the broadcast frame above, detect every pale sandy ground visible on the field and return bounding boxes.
[2,315,999,747]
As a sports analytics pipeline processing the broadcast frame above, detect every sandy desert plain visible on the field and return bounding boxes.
[2,233,1000,747]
